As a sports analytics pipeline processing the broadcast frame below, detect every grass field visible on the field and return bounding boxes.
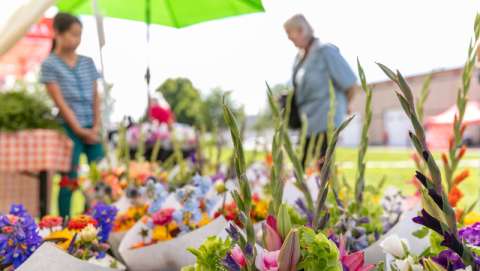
[51,147,480,216]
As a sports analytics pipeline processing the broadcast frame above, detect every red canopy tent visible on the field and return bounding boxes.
[425,101,480,149]
[0,17,53,81]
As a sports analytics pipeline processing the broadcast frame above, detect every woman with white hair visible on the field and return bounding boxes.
[284,14,357,168]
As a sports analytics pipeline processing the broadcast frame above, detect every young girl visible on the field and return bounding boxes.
[41,13,103,218]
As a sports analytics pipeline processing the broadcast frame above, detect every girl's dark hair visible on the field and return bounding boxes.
[51,12,82,52]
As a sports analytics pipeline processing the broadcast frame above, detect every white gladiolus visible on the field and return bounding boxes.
[393,256,423,271]
[380,234,409,259]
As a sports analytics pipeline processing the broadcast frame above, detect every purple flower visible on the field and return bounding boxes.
[459,223,480,246]
[223,252,241,271]
[412,209,443,235]
[432,250,466,270]
[295,199,313,226]
[329,233,340,248]
[226,223,240,241]
[211,172,226,183]
[0,204,42,269]
[89,203,118,243]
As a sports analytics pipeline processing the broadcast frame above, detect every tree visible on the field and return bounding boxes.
[156,78,204,126]
[202,87,244,131]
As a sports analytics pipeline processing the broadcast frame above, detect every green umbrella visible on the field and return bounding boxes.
[57,0,265,28]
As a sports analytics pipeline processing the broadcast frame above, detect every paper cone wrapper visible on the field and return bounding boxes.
[113,195,133,213]
[109,231,127,262]
[364,204,429,264]
[119,216,227,271]
[17,242,126,271]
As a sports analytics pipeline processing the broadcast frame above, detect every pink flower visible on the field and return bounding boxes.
[339,236,375,271]
[231,245,247,267]
[152,208,175,226]
[256,249,280,271]
[263,219,282,251]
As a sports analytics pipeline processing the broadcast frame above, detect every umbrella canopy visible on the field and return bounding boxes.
[57,0,265,28]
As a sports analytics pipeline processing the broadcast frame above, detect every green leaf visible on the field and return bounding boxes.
[412,227,430,239]
[277,204,293,240]
[376,62,398,82]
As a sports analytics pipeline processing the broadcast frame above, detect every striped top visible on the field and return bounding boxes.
[40,54,100,127]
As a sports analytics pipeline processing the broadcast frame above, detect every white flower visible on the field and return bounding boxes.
[380,234,409,259]
[79,224,99,243]
[458,267,473,271]
[393,256,423,271]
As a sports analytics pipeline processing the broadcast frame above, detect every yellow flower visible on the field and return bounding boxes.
[159,171,169,183]
[253,200,269,219]
[197,213,211,227]
[152,226,172,242]
[44,229,75,251]
[372,195,380,205]
[464,211,480,225]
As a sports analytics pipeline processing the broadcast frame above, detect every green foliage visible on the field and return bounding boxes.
[202,88,244,131]
[186,236,232,271]
[297,227,343,271]
[156,78,204,126]
[355,59,373,205]
[253,83,290,132]
[0,90,60,131]
[288,205,307,226]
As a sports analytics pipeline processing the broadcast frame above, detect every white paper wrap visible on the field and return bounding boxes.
[364,206,430,264]
[119,216,227,271]
[17,242,126,271]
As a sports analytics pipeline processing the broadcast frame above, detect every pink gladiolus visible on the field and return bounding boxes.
[263,221,282,251]
[256,249,280,271]
[266,215,278,232]
[231,246,247,267]
[339,236,375,271]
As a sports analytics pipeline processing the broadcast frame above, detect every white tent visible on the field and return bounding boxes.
[0,0,56,57]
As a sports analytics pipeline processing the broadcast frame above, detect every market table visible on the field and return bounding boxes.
[0,129,72,217]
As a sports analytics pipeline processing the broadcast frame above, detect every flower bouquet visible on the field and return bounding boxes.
[117,175,227,270]
[376,15,480,270]
[184,101,374,271]
[1,204,125,271]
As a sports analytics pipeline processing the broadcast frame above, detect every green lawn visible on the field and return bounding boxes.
[53,147,480,216]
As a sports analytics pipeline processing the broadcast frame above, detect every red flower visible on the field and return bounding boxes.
[448,186,464,208]
[39,215,63,229]
[2,226,14,234]
[67,215,98,231]
[152,208,175,226]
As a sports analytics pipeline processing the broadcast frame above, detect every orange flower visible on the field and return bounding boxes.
[453,169,470,185]
[67,215,98,231]
[449,137,454,150]
[460,124,467,136]
[448,186,464,207]
[306,167,315,177]
[265,153,273,167]
[441,153,449,167]
[457,145,467,160]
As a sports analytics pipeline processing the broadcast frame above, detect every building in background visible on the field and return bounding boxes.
[348,67,480,147]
